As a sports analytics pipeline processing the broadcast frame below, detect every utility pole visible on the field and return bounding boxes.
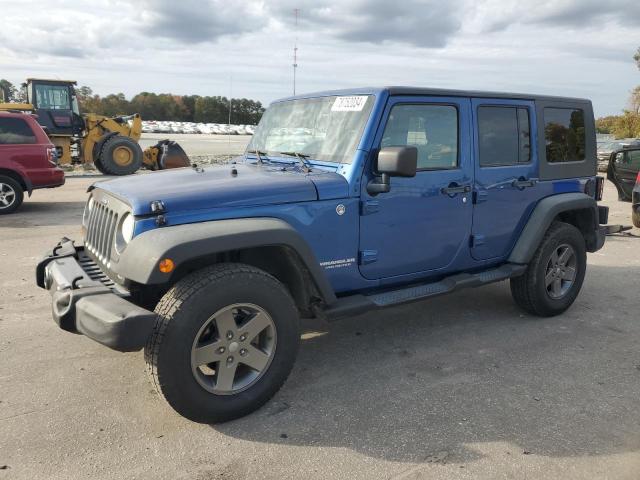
[228,76,232,145]
[293,8,299,95]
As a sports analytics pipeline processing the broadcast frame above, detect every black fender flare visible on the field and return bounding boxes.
[508,192,600,264]
[117,217,337,304]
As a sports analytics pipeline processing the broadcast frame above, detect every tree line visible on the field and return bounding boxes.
[0,80,264,125]
[76,87,265,125]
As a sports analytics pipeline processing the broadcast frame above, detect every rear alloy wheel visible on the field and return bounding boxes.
[0,176,24,215]
[544,244,577,300]
[511,222,586,317]
[98,135,143,175]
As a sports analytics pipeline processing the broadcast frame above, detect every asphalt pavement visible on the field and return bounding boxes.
[1,176,639,480]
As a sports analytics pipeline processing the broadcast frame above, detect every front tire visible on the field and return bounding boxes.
[145,263,300,423]
[510,222,587,317]
[98,135,143,175]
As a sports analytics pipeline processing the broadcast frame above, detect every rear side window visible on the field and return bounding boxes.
[478,106,531,166]
[544,108,585,163]
[0,117,36,144]
[381,104,458,170]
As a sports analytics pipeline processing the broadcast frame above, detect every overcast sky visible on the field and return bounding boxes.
[1,0,639,116]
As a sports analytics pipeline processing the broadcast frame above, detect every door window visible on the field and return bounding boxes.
[0,117,36,144]
[628,150,640,170]
[381,104,458,170]
[478,106,531,166]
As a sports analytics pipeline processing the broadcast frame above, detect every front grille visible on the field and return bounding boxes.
[83,189,131,268]
[85,200,119,265]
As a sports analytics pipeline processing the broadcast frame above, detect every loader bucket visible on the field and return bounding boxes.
[144,140,191,170]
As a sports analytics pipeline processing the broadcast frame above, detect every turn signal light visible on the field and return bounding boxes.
[159,258,175,273]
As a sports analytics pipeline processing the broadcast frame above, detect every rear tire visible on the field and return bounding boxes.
[98,135,143,175]
[145,263,300,423]
[0,176,24,215]
[632,209,640,228]
[510,222,586,317]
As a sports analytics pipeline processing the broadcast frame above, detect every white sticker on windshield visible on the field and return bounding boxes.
[331,96,368,112]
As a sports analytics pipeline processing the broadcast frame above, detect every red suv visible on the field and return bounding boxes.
[0,112,65,214]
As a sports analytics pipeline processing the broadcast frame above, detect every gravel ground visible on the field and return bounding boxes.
[0,178,639,480]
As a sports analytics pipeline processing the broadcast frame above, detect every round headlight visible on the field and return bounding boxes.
[121,213,135,244]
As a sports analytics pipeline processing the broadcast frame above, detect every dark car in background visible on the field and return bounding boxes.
[0,112,65,214]
[607,146,640,201]
[598,140,640,171]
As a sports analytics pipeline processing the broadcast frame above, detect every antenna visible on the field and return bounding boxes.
[293,8,299,95]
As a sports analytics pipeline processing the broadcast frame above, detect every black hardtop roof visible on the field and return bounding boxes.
[278,86,591,105]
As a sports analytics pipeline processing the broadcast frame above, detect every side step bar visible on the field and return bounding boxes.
[324,263,526,320]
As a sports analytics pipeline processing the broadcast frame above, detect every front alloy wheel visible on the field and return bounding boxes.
[191,304,277,395]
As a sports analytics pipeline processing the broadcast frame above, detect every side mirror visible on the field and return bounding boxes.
[377,146,418,177]
[367,146,418,195]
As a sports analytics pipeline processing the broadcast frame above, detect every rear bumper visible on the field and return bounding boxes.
[594,205,609,251]
[29,167,65,190]
[36,239,156,352]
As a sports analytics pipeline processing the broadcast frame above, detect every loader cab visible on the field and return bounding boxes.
[25,79,83,136]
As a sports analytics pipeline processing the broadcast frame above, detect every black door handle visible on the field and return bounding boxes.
[441,182,471,196]
[512,178,537,189]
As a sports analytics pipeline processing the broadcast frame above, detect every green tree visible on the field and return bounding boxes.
[0,79,17,102]
[613,111,640,138]
[596,116,618,134]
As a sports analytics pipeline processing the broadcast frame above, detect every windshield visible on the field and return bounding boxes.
[34,84,71,110]
[247,95,374,164]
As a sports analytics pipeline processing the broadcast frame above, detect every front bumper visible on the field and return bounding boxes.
[36,239,156,352]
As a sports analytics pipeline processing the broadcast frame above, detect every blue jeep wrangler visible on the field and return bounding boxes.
[37,87,608,423]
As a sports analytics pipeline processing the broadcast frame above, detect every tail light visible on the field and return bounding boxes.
[47,147,58,166]
[636,171,640,185]
[594,176,604,201]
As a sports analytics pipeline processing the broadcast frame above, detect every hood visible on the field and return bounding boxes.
[95,163,349,215]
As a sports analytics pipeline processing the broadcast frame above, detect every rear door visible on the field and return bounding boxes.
[471,99,540,261]
[358,96,473,280]
[610,150,640,198]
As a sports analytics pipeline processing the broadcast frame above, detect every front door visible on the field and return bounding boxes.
[610,149,640,199]
[358,96,473,280]
[470,99,540,261]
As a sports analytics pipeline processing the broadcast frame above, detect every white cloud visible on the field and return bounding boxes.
[0,0,638,116]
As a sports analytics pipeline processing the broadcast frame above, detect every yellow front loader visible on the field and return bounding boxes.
[0,79,189,175]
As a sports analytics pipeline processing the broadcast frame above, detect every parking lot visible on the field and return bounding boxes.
[138,133,252,159]
[1,177,639,479]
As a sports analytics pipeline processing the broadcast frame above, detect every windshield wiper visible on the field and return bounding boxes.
[279,151,312,172]
[246,149,269,165]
